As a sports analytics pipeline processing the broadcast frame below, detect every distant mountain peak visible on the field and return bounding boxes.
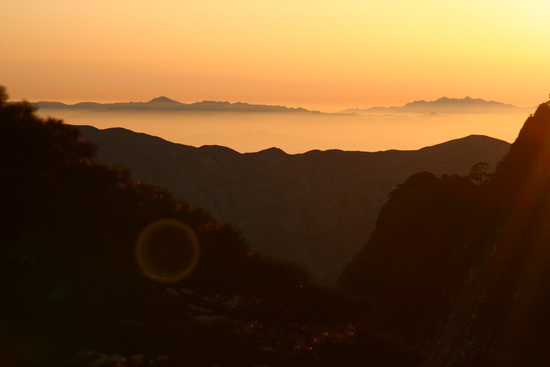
[414,96,494,105]
[256,147,288,157]
[148,96,181,104]
[347,96,522,114]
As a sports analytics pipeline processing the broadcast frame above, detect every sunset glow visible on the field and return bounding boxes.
[4,1,550,112]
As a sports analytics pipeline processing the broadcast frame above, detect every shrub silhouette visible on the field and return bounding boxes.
[466,161,490,184]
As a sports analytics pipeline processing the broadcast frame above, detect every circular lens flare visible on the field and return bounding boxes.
[135,219,200,283]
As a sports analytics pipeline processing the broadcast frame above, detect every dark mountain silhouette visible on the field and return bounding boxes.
[338,100,550,366]
[32,98,319,113]
[346,96,524,114]
[77,126,510,284]
[0,86,423,366]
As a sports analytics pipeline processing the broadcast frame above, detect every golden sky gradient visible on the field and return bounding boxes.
[3,0,550,111]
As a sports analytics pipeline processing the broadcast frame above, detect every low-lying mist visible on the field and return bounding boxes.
[36,108,532,153]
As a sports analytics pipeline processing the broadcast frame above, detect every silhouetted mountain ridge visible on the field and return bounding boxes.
[78,125,510,284]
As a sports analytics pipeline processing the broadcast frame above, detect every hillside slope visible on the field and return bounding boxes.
[0,88,421,367]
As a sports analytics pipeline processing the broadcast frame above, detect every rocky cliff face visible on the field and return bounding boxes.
[338,102,550,366]
[78,126,509,284]
[337,171,483,344]
[429,102,550,367]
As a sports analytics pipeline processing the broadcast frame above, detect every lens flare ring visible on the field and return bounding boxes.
[135,218,200,283]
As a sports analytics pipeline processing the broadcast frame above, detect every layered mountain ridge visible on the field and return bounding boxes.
[77,126,510,283]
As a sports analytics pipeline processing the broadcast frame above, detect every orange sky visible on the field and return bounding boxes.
[3,0,550,112]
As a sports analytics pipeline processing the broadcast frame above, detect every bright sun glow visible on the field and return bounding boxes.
[3,0,550,111]
[4,1,549,153]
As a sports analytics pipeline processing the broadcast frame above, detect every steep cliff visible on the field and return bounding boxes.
[338,102,550,366]
[428,101,550,367]
[337,172,483,344]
